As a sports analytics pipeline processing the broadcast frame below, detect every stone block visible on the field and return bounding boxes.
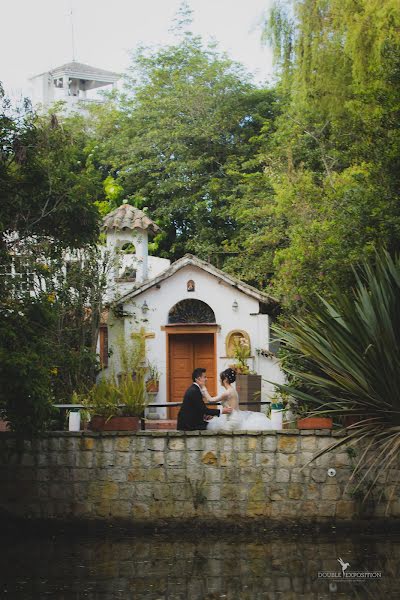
[201,451,218,466]
[248,481,266,503]
[147,467,166,482]
[289,467,306,483]
[131,502,150,518]
[219,452,234,467]
[271,501,298,518]
[318,501,336,517]
[127,467,145,482]
[203,438,219,452]
[166,451,184,467]
[247,502,271,517]
[119,483,136,500]
[322,484,341,500]
[147,438,166,451]
[95,453,115,468]
[168,438,185,451]
[306,483,320,500]
[334,452,351,467]
[311,468,327,483]
[135,482,152,500]
[205,485,221,501]
[247,437,260,451]
[277,435,298,453]
[317,437,334,450]
[204,467,221,483]
[94,500,111,518]
[167,468,187,482]
[219,437,233,452]
[260,468,276,482]
[115,437,131,452]
[186,437,203,451]
[151,451,165,466]
[115,452,131,467]
[111,468,127,483]
[237,453,253,468]
[288,483,304,500]
[276,469,290,483]
[255,453,274,468]
[80,437,95,451]
[301,437,317,451]
[277,453,297,468]
[76,452,94,469]
[269,485,286,501]
[101,438,115,453]
[262,437,277,452]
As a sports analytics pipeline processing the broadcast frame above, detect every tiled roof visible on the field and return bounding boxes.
[41,61,119,80]
[113,254,279,309]
[102,204,160,235]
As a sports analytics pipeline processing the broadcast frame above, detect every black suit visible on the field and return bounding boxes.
[177,383,220,431]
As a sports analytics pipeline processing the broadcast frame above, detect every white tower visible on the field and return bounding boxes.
[30,61,119,111]
[102,203,161,291]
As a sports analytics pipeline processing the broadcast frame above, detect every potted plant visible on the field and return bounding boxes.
[296,403,333,429]
[146,363,160,393]
[231,338,262,411]
[86,330,149,431]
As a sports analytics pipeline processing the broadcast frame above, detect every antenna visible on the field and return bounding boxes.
[69,1,76,61]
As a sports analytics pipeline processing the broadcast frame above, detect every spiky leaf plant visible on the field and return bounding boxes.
[273,251,400,504]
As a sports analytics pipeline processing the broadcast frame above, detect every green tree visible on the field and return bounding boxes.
[0,88,105,432]
[262,0,400,309]
[89,34,279,271]
[273,251,400,502]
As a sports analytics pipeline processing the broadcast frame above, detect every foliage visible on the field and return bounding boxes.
[84,376,120,420]
[116,329,148,417]
[0,298,56,434]
[273,251,400,500]
[85,329,149,419]
[146,362,161,382]
[260,0,400,310]
[0,87,104,433]
[0,89,102,254]
[87,32,280,282]
[231,337,252,375]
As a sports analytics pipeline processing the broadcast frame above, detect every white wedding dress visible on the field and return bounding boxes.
[203,385,274,432]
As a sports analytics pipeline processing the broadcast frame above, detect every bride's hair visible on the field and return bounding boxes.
[220,368,236,384]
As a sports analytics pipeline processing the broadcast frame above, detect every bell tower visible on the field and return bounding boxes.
[102,202,160,285]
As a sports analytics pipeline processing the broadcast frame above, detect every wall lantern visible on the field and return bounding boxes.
[232,300,239,311]
[141,300,149,314]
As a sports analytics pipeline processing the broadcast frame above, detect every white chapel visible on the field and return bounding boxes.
[100,203,284,420]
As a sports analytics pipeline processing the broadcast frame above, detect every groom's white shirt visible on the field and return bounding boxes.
[194,382,222,414]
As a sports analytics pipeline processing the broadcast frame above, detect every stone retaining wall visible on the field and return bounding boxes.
[0,430,399,524]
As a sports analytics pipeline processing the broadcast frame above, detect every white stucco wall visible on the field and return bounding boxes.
[106,264,284,418]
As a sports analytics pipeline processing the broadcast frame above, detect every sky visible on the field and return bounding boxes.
[0,0,274,99]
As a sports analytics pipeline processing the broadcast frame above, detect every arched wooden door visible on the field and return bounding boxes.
[168,332,217,419]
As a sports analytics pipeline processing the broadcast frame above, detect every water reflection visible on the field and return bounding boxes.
[0,529,398,599]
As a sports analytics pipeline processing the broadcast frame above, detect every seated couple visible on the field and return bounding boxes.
[177,367,274,431]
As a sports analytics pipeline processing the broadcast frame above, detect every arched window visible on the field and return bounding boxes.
[168,299,216,324]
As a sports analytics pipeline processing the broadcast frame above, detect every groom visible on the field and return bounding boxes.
[177,367,232,431]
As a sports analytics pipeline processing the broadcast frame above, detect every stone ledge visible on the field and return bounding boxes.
[0,429,351,439]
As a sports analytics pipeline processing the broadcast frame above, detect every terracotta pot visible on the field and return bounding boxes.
[297,416,333,429]
[146,380,159,393]
[89,416,141,432]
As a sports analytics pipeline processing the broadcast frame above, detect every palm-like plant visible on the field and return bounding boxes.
[273,251,400,503]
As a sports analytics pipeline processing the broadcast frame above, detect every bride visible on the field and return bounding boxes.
[201,368,274,431]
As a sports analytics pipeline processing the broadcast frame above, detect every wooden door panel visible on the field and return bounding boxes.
[194,334,216,395]
[169,333,216,418]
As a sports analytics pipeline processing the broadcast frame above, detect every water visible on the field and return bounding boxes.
[0,526,398,599]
